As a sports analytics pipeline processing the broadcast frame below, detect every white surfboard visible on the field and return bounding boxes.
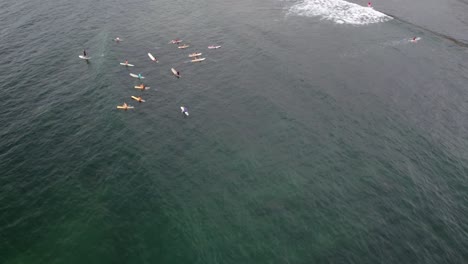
[208,45,221,49]
[148,52,157,62]
[130,73,145,79]
[189,53,202,57]
[79,55,90,60]
[171,68,180,78]
[180,106,189,116]
[410,37,421,43]
[134,85,150,90]
[191,58,205,63]
[178,44,190,49]
[120,63,134,67]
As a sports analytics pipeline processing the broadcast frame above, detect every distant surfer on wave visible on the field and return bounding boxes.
[367,2,372,8]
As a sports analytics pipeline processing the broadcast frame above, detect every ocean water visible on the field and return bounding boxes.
[1,0,468,263]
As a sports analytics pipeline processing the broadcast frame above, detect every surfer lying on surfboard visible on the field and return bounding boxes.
[171,68,180,78]
[117,103,134,110]
[130,73,145,79]
[134,84,150,90]
[180,106,189,116]
[131,96,145,102]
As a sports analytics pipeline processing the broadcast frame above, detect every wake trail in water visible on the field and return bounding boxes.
[383,13,468,48]
[288,0,392,25]
[340,38,418,58]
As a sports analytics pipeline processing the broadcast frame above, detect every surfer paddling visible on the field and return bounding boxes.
[134,84,148,90]
[132,96,145,102]
[180,106,189,116]
[117,103,133,110]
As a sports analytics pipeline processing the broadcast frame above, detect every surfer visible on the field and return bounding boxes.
[367,2,372,7]
[115,37,121,42]
[83,49,87,57]
[118,103,131,110]
[138,73,143,79]
[181,106,189,116]
[133,96,144,102]
[125,59,128,65]
[135,83,146,90]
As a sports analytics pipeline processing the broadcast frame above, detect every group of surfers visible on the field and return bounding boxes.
[84,37,219,113]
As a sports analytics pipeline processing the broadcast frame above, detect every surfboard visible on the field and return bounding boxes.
[131,96,146,102]
[180,106,189,116]
[148,53,157,62]
[117,105,134,109]
[410,37,421,43]
[191,58,206,63]
[130,73,145,79]
[178,45,190,49]
[170,39,182,44]
[171,68,180,78]
[120,63,134,67]
[189,53,202,57]
[208,45,221,49]
[134,85,150,90]
[79,55,90,60]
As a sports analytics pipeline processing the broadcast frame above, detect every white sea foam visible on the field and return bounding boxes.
[288,0,392,25]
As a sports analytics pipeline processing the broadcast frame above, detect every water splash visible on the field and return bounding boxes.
[289,0,392,25]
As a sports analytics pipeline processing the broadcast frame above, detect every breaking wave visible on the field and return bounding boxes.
[288,0,392,25]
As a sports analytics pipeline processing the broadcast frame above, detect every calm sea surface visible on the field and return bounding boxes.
[1,0,468,263]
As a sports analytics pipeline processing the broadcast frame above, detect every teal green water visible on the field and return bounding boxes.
[1,0,468,263]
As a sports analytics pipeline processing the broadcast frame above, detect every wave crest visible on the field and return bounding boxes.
[289,0,392,25]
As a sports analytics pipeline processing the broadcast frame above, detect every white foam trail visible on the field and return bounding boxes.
[289,0,392,25]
